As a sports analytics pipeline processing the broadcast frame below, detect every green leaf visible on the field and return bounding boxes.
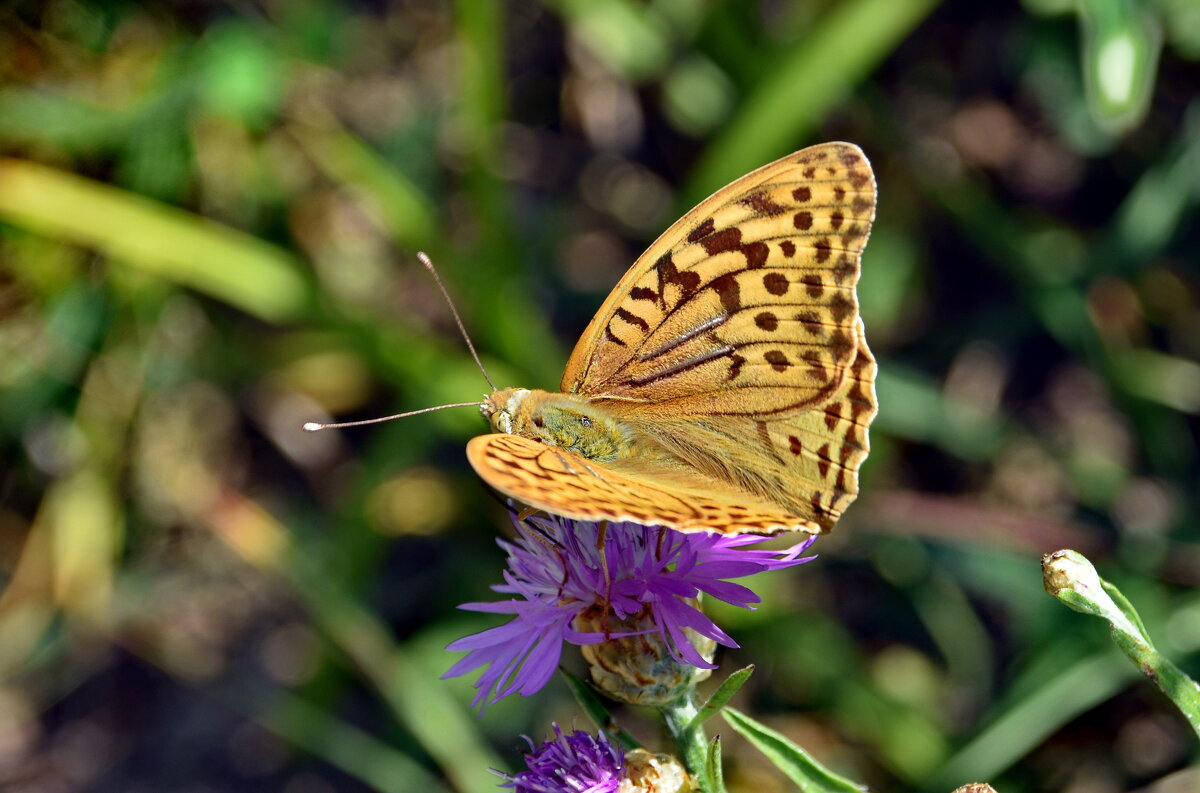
[559,667,642,750]
[705,734,727,793]
[683,0,939,207]
[0,160,310,323]
[690,665,755,728]
[722,708,865,793]
[255,694,453,793]
[928,651,1133,790]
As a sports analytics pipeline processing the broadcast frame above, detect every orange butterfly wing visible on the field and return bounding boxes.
[466,433,821,534]
[561,142,875,419]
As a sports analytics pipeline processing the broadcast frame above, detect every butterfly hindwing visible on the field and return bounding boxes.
[755,318,876,529]
[562,142,875,419]
[597,318,877,532]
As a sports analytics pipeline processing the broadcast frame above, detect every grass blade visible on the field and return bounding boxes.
[723,707,865,793]
[684,0,939,205]
[0,159,310,322]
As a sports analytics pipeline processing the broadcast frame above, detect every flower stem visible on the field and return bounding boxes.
[1044,549,1200,741]
[662,695,721,793]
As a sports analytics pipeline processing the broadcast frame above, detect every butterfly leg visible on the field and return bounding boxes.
[577,458,611,481]
[547,449,610,483]
[515,511,572,591]
[551,450,581,475]
[595,520,614,638]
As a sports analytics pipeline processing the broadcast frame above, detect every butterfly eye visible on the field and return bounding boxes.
[533,416,545,428]
[579,416,593,428]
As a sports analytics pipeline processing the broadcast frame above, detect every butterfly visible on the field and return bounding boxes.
[466,142,877,535]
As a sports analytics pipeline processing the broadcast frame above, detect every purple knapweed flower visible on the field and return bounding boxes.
[444,511,817,707]
[498,725,624,793]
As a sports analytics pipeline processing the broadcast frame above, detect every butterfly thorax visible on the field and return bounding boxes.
[482,388,633,462]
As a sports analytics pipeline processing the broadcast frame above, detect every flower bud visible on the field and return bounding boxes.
[575,600,715,706]
[1042,549,1142,638]
[618,749,696,793]
[1042,549,1107,617]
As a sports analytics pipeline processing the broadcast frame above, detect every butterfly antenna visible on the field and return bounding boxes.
[416,251,497,392]
[303,401,483,432]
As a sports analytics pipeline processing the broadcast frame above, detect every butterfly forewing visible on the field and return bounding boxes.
[466,433,822,534]
[562,142,875,418]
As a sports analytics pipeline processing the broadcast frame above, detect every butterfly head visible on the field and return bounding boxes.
[481,388,531,435]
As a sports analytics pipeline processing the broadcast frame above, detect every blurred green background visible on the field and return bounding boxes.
[1,1,1198,791]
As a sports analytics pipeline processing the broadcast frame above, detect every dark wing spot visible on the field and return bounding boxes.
[814,239,832,263]
[792,186,811,203]
[802,167,816,179]
[788,435,803,455]
[655,253,701,306]
[701,227,743,255]
[841,225,866,247]
[694,226,770,270]
[793,211,813,231]
[797,311,823,336]
[728,353,746,381]
[764,350,790,372]
[615,307,649,331]
[851,195,872,215]
[780,240,796,257]
[830,210,844,230]
[741,241,769,269]
[828,329,854,360]
[709,272,742,313]
[828,293,855,322]
[688,218,716,243]
[631,286,658,302]
[833,186,846,202]
[743,191,788,216]
[824,403,842,431]
[841,151,862,167]
[848,391,869,423]
[763,272,789,296]
[801,274,823,298]
[816,443,831,478]
[849,171,870,189]
[833,255,856,284]
[754,311,779,331]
